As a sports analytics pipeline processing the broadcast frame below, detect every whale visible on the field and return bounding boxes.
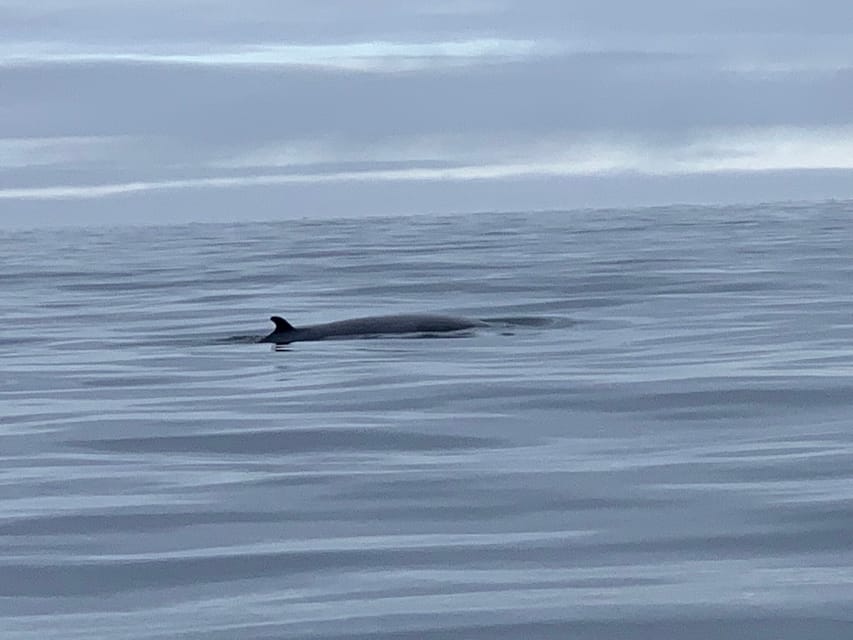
[259,313,486,344]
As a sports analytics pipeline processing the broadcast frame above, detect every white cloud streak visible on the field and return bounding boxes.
[3,126,852,201]
[0,39,559,71]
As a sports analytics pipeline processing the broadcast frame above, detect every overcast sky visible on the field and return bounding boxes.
[2,0,852,227]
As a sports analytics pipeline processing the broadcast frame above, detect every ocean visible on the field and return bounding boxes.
[2,201,852,638]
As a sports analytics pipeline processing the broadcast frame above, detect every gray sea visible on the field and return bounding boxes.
[2,201,853,639]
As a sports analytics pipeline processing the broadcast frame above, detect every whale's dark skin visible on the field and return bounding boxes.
[259,314,486,344]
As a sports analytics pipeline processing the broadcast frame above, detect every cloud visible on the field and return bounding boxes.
[0,135,135,168]
[5,0,853,44]
[1,0,852,226]
[0,39,559,72]
[3,125,852,201]
[3,54,850,149]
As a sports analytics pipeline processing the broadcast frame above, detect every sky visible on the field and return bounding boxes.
[1,0,852,227]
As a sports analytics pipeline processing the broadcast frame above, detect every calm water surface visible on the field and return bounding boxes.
[2,202,853,638]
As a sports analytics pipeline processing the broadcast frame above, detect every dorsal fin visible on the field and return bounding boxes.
[270,316,295,332]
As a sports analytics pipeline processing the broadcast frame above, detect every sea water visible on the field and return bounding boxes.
[1,202,852,638]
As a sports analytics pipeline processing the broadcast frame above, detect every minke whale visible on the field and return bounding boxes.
[260,313,486,344]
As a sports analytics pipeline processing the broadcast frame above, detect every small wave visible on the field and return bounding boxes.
[482,316,576,329]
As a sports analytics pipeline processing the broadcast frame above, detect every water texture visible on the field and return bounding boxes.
[1,202,853,638]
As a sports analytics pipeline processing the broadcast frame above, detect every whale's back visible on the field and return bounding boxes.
[318,314,481,336]
[260,313,484,343]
